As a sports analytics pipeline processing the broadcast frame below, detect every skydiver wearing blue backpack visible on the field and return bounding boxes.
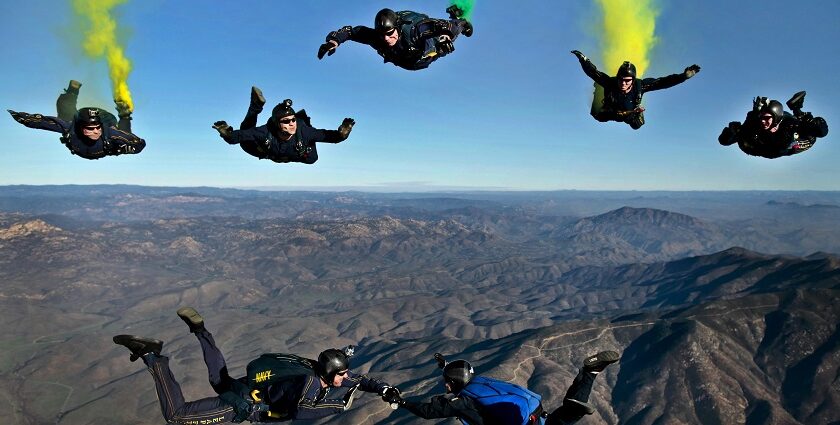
[385,351,619,424]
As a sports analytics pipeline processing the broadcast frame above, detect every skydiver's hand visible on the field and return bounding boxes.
[434,353,447,369]
[318,40,338,60]
[728,121,742,132]
[752,96,768,112]
[437,35,454,55]
[114,99,132,118]
[381,387,403,407]
[684,64,701,79]
[571,50,588,62]
[212,120,234,139]
[8,110,26,122]
[381,386,400,400]
[338,118,355,140]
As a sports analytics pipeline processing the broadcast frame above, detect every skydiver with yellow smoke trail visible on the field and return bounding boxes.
[7,80,145,159]
[571,50,700,129]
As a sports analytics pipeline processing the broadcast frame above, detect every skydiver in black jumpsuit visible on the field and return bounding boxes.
[7,80,145,159]
[571,51,701,129]
[113,307,397,423]
[212,87,354,164]
[718,91,829,158]
[318,6,473,71]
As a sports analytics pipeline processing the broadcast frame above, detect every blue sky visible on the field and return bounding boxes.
[1,0,839,190]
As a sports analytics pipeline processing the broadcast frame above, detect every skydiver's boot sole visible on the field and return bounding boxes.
[786,91,806,113]
[176,307,206,333]
[446,5,463,19]
[251,86,266,108]
[462,21,473,37]
[113,335,163,362]
[583,350,620,372]
[67,80,82,95]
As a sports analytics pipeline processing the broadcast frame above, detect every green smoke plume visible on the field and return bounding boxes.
[449,0,475,21]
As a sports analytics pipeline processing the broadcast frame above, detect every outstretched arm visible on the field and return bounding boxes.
[318,25,380,59]
[571,51,612,87]
[343,371,389,394]
[641,64,700,92]
[400,395,483,422]
[106,128,146,155]
[212,121,267,146]
[302,119,354,144]
[8,110,72,134]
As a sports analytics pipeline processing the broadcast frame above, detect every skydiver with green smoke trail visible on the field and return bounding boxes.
[318,5,473,71]
[571,51,700,129]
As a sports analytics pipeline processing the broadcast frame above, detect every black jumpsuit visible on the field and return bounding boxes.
[401,369,599,425]
[327,11,471,71]
[574,57,691,129]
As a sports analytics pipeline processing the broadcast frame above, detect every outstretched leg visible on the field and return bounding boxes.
[114,335,237,424]
[447,19,472,38]
[240,86,266,130]
[145,353,236,423]
[177,307,236,394]
[545,351,620,425]
[446,5,473,37]
[56,80,81,122]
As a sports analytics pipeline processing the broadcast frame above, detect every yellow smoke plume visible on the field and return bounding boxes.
[589,0,659,113]
[71,0,134,111]
[594,0,659,76]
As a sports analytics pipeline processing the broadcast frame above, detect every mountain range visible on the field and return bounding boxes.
[0,186,838,424]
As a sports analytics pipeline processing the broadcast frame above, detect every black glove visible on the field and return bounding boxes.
[114,99,132,118]
[434,353,447,369]
[318,41,338,59]
[381,386,400,400]
[382,386,403,405]
[684,64,701,79]
[110,143,137,155]
[8,110,26,122]
[213,120,234,139]
[727,121,742,132]
[571,50,588,62]
[338,118,355,140]
[752,96,768,112]
[437,35,455,55]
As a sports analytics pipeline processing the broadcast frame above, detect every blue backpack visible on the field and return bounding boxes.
[460,376,544,425]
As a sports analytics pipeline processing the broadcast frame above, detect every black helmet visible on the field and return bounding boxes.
[375,8,399,34]
[760,100,785,125]
[443,359,474,393]
[74,107,103,135]
[75,107,102,127]
[318,349,350,384]
[616,61,637,79]
[271,99,295,122]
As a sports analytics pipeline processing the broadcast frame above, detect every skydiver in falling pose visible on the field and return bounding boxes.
[7,80,145,159]
[212,87,354,164]
[718,91,828,158]
[571,50,701,129]
[384,351,620,425]
[317,6,473,71]
[113,307,397,423]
